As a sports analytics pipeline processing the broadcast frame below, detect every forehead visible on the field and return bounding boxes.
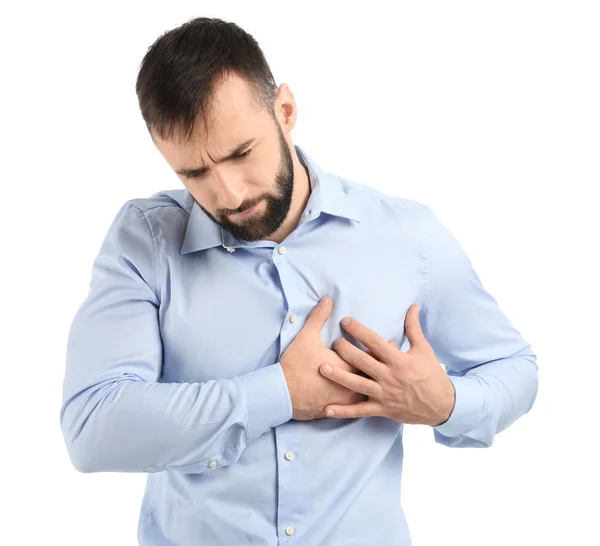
[155,74,269,160]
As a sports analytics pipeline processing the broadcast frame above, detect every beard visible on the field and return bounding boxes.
[197,123,295,243]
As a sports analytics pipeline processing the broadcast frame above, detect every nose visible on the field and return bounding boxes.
[211,167,247,212]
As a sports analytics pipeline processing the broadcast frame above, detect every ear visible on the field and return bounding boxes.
[274,83,297,132]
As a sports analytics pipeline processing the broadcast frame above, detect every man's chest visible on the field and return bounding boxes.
[157,223,422,383]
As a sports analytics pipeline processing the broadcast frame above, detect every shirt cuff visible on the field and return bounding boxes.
[238,363,293,445]
[432,374,486,438]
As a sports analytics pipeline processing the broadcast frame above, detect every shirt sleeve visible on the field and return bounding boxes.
[59,202,293,473]
[417,204,539,448]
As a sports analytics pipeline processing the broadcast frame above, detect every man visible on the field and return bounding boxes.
[60,16,538,546]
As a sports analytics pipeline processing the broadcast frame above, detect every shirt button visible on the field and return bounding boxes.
[285,527,295,536]
[208,460,217,468]
[278,246,287,255]
[284,451,294,461]
[264,427,272,433]
[226,247,235,253]
[289,313,297,323]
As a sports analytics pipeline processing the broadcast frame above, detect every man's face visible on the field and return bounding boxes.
[152,73,295,242]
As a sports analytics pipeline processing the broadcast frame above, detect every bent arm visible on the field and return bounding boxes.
[60,203,292,473]
[417,204,538,448]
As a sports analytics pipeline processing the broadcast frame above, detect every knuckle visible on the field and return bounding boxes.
[366,334,380,347]
[359,352,371,365]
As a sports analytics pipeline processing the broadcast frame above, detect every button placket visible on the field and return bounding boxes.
[273,242,304,538]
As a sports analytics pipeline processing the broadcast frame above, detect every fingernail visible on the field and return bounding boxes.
[341,317,351,326]
[322,364,332,374]
[326,409,336,417]
[320,296,331,305]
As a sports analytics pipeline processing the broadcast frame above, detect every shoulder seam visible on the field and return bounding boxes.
[127,203,158,297]
[129,202,191,217]
[341,178,424,210]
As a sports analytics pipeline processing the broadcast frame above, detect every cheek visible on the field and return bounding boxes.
[184,184,216,211]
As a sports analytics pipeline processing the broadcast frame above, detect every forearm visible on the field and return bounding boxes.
[60,364,292,473]
[432,348,538,447]
[415,203,539,448]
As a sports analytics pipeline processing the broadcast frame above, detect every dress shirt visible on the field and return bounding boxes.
[60,145,538,545]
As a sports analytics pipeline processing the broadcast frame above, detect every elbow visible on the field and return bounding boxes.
[60,406,100,473]
[527,365,539,414]
[66,441,99,474]
[516,354,539,416]
[59,388,115,474]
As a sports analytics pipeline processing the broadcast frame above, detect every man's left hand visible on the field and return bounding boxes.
[321,304,456,426]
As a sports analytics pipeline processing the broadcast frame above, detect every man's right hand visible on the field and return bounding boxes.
[280,296,385,421]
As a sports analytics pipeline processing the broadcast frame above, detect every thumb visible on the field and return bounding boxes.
[404,304,424,350]
[305,296,333,333]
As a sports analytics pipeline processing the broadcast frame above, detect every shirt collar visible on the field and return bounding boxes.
[180,144,361,255]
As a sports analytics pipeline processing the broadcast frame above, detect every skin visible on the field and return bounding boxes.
[151,72,311,244]
[151,72,455,424]
[322,304,455,425]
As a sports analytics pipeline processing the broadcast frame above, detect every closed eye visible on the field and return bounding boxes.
[233,148,252,160]
[181,147,253,180]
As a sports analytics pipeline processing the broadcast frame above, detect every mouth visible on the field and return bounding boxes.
[230,202,260,220]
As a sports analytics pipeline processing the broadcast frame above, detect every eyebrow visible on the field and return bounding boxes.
[176,138,256,178]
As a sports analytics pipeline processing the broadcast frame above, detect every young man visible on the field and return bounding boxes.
[60,16,538,546]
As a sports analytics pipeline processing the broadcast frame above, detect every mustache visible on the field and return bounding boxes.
[220,197,265,217]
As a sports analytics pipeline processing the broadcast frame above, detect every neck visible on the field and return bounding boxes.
[266,152,311,244]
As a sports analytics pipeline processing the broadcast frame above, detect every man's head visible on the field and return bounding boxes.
[135,17,302,242]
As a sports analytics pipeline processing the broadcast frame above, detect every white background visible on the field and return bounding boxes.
[1,1,598,544]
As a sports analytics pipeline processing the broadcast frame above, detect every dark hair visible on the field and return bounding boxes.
[135,17,278,143]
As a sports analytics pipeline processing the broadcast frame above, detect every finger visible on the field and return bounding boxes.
[324,400,383,419]
[333,337,388,381]
[340,318,395,361]
[320,362,381,398]
[366,339,397,360]
[404,304,426,351]
[305,296,333,335]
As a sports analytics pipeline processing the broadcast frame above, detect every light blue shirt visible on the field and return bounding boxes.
[60,145,538,545]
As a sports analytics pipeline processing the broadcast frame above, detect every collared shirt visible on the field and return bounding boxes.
[60,145,538,546]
